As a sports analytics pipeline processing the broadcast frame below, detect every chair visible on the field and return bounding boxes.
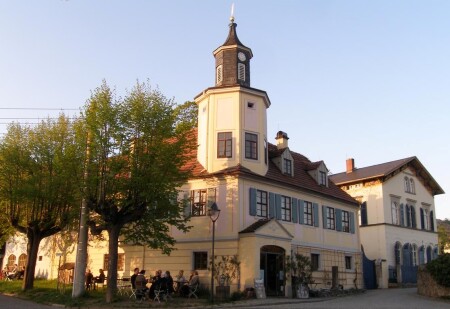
[188,283,199,299]
[153,284,165,303]
[129,288,137,299]
[95,278,106,290]
[135,288,147,303]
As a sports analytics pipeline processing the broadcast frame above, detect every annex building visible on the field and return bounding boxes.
[330,157,444,289]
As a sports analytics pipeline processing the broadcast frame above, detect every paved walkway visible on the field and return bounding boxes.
[1,288,449,308]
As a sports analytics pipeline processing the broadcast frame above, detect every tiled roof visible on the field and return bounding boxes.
[329,157,444,196]
[239,219,271,234]
[184,129,358,205]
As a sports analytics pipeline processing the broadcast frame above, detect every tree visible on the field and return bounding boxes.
[83,81,197,302]
[0,116,83,290]
[438,224,450,253]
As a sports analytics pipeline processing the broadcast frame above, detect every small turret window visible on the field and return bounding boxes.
[216,65,223,84]
[238,63,245,81]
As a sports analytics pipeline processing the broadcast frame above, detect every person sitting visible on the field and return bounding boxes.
[85,269,94,290]
[135,270,149,300]
[130,267,139,290]
[7,264,18,280]
[149,270,162,299]
[163,271,174,294]
[94,269,105,288]
[180,270,200,297]
[17,266,25,279]
[175,270,186,293]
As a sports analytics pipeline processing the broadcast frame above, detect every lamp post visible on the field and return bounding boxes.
[208,202,221,304]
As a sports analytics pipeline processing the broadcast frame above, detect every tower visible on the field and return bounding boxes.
[195,15,271,176]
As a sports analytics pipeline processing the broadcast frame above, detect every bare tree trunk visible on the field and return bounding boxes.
[105,225,121,303]
[22,230,42,290]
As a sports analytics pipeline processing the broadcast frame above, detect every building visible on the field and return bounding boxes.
[2,17,363,296]
[330,157,444,289]
[119,17,362,296]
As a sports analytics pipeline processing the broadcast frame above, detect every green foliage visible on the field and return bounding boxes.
[285,253,313,287]
[426,253,450,287]
[438,225,450,253]
[208,255,241,285]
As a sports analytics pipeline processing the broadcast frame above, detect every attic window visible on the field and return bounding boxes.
[238,63,246,81]
[247,102,254,108]
[284,158,292,176]
[319,171,327,186]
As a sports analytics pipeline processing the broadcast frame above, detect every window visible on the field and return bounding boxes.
[281,196,291,221]
[345,256,352,270]
[193,252,208,270]
[391,201,399,225]
[319,171,327,186]
[217,132,232,158]
[404,177,411,193]
[104,253,125,271]
[326,207,335,230]
[238,63,246,81]
[38,256,43,261]
[284,158,292,175]
[18,254,27,268]
[304,201,313,226]
[311,254,320,271]
[256,190,268,218]
[245,133,258,160]
[360,202,368,225]
[342,210,350,232]
[7,254,16,266]
[410,178,415,194]
[191,189,207,216]
[394,242,401,265]
[423,209,429,230]
[216,65,223,84]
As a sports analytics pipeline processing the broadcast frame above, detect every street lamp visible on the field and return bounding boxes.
[208,202,221,303]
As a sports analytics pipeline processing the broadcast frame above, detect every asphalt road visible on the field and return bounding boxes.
[0,294,55,308]
[230,288,450,309]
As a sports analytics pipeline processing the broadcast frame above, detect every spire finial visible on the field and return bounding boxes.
[230,3,235,23]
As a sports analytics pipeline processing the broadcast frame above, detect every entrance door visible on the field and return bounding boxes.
[260,246,285,296]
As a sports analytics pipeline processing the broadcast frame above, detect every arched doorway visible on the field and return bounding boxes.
[260,245,285,296]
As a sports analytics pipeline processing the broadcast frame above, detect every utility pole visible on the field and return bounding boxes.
[72,133,90,298]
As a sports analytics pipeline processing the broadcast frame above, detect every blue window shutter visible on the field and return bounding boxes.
[350,212,355,234]
[360,202,367,225]
[411,207,416,228]
[275,194,282,220]
[299,200,305,224]
[269,192,275,219]
[400,203,405,226]
[249,188,257,216]
[313,203,319,227]
[430,210,435,231]
[322,205,327,229]
[420,208,424,230]
[336,209,342,231]
[292,198,298,223]
[405,205,411,227]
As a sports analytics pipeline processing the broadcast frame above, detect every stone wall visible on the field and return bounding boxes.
[417,266,450,298]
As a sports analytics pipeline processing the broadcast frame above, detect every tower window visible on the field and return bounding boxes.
[238,63,246,81]
[217,132,232,158]
[216,65,223,84]
[245,132,258,160]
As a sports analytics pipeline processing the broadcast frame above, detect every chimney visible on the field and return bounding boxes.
[346,158,355,174]
[275,131,289,149]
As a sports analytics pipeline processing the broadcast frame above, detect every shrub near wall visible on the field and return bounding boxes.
[417,254,450,298]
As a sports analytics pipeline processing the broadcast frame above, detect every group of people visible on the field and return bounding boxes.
[2,264,25,280]
[85,269,105,290]
[130,268,199,300]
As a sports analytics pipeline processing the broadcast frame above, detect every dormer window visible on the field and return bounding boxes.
[284,158,292,175]
[319,171,327,186]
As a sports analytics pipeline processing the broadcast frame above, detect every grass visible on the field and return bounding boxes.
[0,279,211,308]
[0,279,105,307]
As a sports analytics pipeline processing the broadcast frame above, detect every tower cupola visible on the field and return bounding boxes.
[213,16,253,87]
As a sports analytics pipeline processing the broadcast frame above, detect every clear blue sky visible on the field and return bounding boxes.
[1,1,449,219]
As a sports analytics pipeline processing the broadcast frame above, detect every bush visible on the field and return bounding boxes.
[230,291,244,301]
[426,253,450,287]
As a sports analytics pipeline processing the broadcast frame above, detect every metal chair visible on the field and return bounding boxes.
[188,283,199,299]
